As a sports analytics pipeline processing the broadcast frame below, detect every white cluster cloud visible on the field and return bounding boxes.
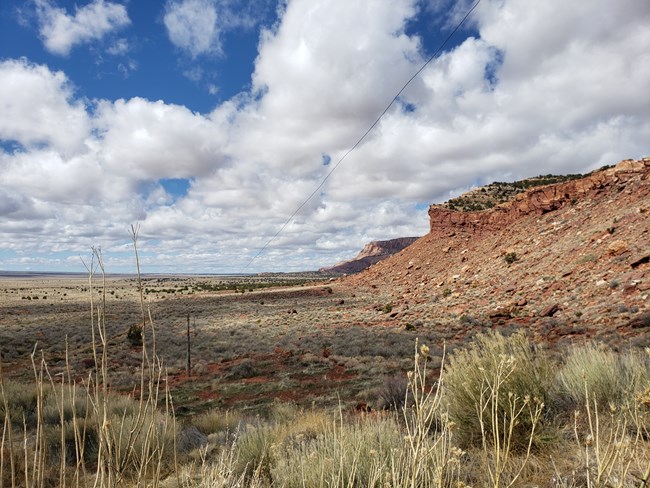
[0,59,89,154]
[163,0,221,57]
[34,0,130,56]
[1,0,649,272]
[162,0,274,60]
[93,97,228,180]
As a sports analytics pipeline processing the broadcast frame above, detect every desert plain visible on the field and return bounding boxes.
[0,272,440,415]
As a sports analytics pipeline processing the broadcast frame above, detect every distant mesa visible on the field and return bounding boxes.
[320,237,420,275]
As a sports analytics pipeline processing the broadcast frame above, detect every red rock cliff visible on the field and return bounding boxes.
[428,158,650,237]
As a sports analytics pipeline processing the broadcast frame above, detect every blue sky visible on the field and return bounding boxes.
[0,1,276,113]
[0,0,648,273]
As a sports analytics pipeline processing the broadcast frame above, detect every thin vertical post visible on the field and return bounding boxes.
[186,313,191,377]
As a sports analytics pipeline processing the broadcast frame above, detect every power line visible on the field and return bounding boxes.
[243,0,482,271]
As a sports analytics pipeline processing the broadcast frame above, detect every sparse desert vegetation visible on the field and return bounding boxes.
[1,297,649,487]
[1,259,649,486]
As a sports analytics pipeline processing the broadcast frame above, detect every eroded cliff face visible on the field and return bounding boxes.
[428,158,650,237]
[321,237,419,274]
[356,237,420,259]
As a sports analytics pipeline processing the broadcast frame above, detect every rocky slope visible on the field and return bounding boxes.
[342,158,650,348]
[321,237,419,274]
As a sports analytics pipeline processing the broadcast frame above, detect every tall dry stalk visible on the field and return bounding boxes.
[0,352,17,487]
[573,381,648,488]
[0,229,177,487]
[393,341,463,488]
[476,354,544,488]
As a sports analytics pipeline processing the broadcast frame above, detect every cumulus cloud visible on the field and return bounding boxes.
[163,0,221,57]
[1,0,649,272]
[93,97,228,179]
[106,38,129,55]
[163,0,275,58]
[0,59,89,153]
[34,0,131,56]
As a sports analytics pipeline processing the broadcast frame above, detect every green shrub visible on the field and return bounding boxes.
[191,409,243,436]
[377,373,408,410]
[270,414,403,487]
[235,424,280,482]
[127,324,143,347]
[444,331,551,448]
[0,379,40,425]
[555,343,650,410]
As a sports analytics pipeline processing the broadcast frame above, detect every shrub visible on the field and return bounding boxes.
[226,359,257,380]
[0,378,40,425]
[504,252,518,264]
[377,373,408,410]
[127,324,143,347]
[191,409,243,436]
[270,413,403,487]
[555,343,650,411]
[444,331,550,449]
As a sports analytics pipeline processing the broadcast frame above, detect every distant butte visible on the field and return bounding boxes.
[320,237,419,274]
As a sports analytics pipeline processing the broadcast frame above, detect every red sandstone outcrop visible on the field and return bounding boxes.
[428,158,650,237]
[344,157,649,349]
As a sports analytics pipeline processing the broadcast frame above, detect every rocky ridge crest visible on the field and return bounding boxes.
[428,159,648,237]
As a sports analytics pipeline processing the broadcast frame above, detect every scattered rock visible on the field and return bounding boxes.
[489,307,513,319]
[631,254,650,269]
[540,303,560,317]
[607,240,629,255]
[623,285,637,295]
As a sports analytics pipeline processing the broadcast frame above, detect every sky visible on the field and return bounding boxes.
[0,0,648,274]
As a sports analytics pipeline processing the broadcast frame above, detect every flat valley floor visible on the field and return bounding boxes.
[0,275,432,415]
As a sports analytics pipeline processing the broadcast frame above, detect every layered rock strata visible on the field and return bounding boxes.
[429,158,650,237]
[321,237,419,274]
